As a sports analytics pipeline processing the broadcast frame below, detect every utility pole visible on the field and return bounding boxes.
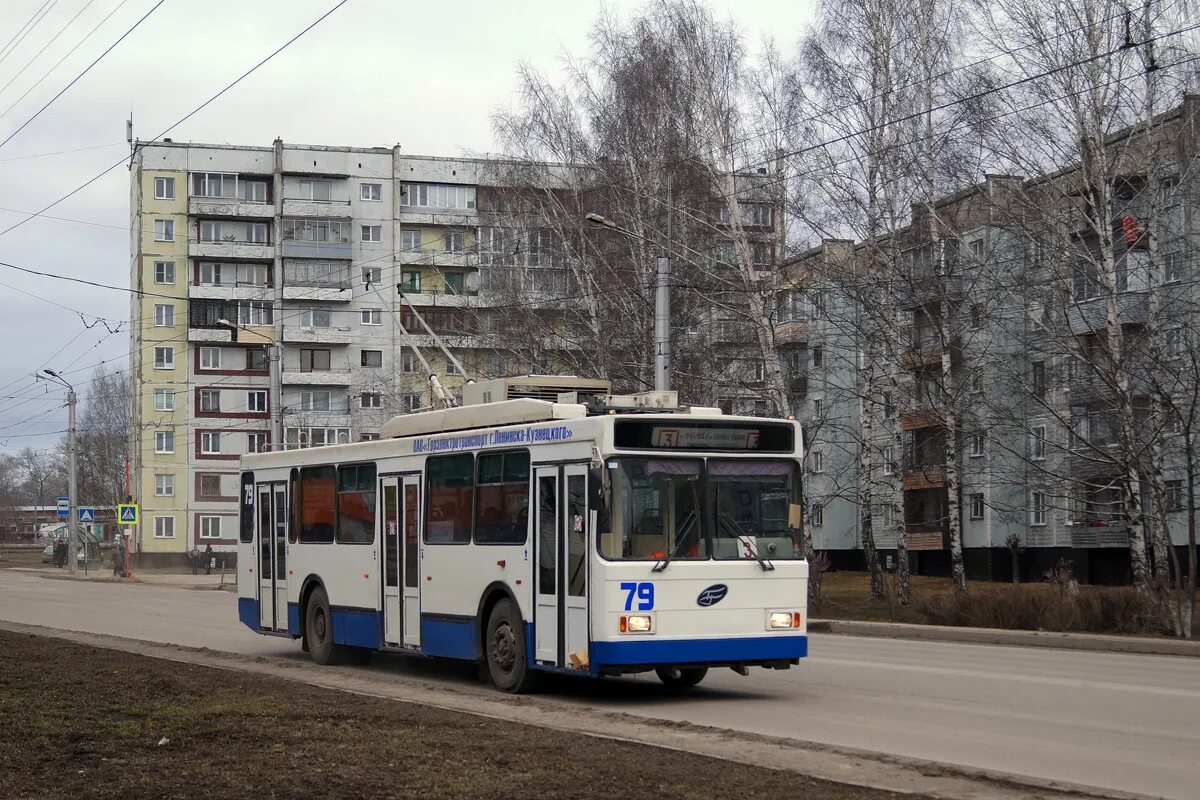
[43,369,78,574]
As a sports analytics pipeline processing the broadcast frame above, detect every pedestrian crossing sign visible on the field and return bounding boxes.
[117,503,139,525]
[78,507,95,522]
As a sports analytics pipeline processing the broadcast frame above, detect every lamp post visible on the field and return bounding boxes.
[42,369,78,574]
[584,213,672,393]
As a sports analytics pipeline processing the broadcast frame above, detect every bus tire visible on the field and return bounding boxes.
[485,598,538,693]
[656,667,707,688]
[304,586,346,666]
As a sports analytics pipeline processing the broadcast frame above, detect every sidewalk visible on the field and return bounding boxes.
[10,566,234,591]
[810,618,1200,657]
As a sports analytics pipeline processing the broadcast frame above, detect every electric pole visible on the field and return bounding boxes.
[43,369,78,574]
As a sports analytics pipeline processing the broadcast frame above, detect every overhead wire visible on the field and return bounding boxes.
[0,0,97,103]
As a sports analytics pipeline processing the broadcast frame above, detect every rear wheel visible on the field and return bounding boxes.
[305,586,350,666]
[656,667,707,688]
[485,598,539,693]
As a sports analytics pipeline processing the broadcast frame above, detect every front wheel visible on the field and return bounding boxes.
[485,599,539,693]
[656,667,708,688]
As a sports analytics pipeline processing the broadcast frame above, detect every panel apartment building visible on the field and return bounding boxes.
[784,97,1200,584]
[128,141,518,565]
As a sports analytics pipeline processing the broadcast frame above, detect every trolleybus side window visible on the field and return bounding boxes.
[288,468,299,542]
[336,463,377,544]
[474,450,530,544]
[426,454,473,544]
[298,465,336,543]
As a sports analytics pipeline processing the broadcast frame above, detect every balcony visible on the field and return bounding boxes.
[1068,447,1121,480]
[189,238,273,261]
[283,284,353,303]
[281,369,352,386]
[398,247,479,269]
[774,320,809,347]
[1068,522,1130,548]
[899,343,943,370]
[191,284,272,301]
[282,326,352,344]
[188,327,232,343]
[787,376,808,398]
[1067,372,1151,405]
[902,465,945,491]
[281,239,352,260]
[282,197,353,218]
[188,197,273,218]
[900,408,941,431]
[397,289,477,307]
[1067,291,1148,335]
[895,274,965,310]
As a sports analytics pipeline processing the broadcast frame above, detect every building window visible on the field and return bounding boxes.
[811,452,824,473]
[444,231,464,253]
[285,427,348,450]
[243,180,268,203]
[247,433,268,454]
[154,177,175,200]
[154,430,174,453]
[1166,328,1184,357]
[153,516,175,538]
[281,218,351,243]
[1166,480,1184,511]
[361,349,382,368]
[299,308,332,328]
[812,398,822,419]
[153,219,174,241]
[154,346,174,369]
[883,446,896,475]
[400,230,421,252]
[1031,360,1046,399]
[199,516,223,539]
[401,271,421,292]
[361,225,382,242]
[200,431,222,454]
[1164,252,1183,283]
[153,388,174,411]
[300,348,331,372]
[361,392,382,409]
[360,432,380,442]
[191,172,236,199]
[238,301,272,326]
[402,393,421,412]
[361,308,382,325]
[298,390,332,412]
[401,353,418,373]
[199,474,222,498]
[247,347,269,372]
[1030,425,1047,460]
[153,304,175,327]
[810,502,823,527]
[199,389,221,412]
[399,183,476,210]
[361,266,382,285]
[1030,491,1046,526]
[970,493,985,520]
[199,347,221,370]
[969,432,985,457]
[154,261,175,284]
[154,474,174,497]
[247,391,267,412]
[298,180,331,202]
[361,183,382,201]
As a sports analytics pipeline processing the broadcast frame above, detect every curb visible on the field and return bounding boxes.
[810,618,1200,657]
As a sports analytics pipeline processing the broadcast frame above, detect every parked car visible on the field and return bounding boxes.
[41,544,55,563]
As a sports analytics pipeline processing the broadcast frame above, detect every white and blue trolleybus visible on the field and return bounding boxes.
[237,378,809,692]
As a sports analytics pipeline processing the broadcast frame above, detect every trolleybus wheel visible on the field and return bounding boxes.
[485,598,538,693]
[305,586,348,666]
[655,667,707,688]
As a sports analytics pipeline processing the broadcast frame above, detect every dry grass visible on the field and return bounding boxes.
[814,571,1180,636]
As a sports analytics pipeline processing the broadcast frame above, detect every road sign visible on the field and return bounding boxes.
[117,503,139,525]
[56,496,69,518]
[78,507,95,522]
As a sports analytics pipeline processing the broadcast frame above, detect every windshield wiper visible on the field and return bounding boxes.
[718,512,775,572]
[652,510,697,573]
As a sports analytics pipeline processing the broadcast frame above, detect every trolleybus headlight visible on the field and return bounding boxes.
[768,611,801,629]
[622,614,653,633]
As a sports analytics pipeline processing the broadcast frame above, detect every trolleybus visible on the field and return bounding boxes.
[237,381,809,692]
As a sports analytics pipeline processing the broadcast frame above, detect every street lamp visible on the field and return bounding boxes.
[585,212,672,392]
[42,369,78,574]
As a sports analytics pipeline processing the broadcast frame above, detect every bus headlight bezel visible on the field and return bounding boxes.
[767,610,802,630]
[620,614,654,634]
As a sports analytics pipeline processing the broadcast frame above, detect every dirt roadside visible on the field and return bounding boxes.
[0,628,922,800]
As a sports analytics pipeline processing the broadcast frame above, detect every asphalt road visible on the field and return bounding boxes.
[2,569,1198,800]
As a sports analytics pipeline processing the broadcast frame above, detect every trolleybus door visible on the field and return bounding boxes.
[402,475,421,648]
[381,476,402,646]
[257,483,287,632]
[534,466,559,664]
[534,464,590,668]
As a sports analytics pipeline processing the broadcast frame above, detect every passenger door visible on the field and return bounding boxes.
[256,482,287,632]
[380,476,402,647]
[402,475,421,648]
[533,464,590,668]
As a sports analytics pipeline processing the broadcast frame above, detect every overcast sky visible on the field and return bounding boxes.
[0,0,816,453]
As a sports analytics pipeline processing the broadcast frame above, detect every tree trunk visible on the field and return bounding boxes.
[858,366,885,600]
